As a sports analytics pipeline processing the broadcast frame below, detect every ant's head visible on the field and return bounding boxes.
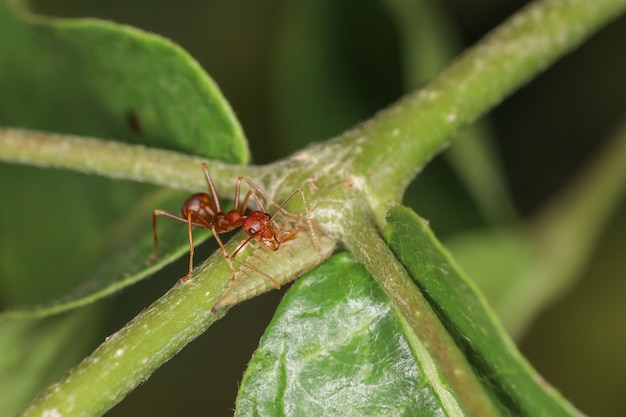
[242,211,280,251]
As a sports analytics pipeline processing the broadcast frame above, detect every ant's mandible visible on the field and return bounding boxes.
[151,163,319,282]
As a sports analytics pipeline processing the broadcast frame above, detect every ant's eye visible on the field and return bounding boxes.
[248,228,257,235]
[265,213,271,219]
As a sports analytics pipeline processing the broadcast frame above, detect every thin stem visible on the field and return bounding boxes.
[502,119,626,335]
[0,128,250,193]
[338,0,626,222]
[332,194,500,417]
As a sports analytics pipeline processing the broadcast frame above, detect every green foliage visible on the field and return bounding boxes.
[238,254,462,416]
[384,207,581,416]
[1,0,626,416]
[1,0,247,159]
[0,0,240,315]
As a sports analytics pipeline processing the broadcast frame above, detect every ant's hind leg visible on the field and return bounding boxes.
[149,209,189,265]
[179,211,196,282]
[147,209,162,265]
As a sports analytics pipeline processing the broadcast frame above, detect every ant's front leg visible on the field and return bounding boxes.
[210,228,239,282]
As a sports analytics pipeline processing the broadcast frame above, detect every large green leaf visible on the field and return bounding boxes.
[236,253,466,416]
[0,184,212,319]
[0,0,248,160]
[0,0,242,316]
[383,205,583,416]
[236,207,586,415]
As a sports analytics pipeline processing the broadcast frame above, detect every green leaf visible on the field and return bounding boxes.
[0,0,248,162]
[444,228,536,337]
[383,205,583,416]
[0,0,244,317]
[0,180,210,318]
[237,253,466,416]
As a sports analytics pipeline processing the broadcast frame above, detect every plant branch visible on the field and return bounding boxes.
[16,240,232,417]
[17,225,335,417]
[333,193,500,416]
[3,0,624,224]
[334,0,626,223]
[0,128,253,193]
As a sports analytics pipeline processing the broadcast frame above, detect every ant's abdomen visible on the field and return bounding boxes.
[181,193,216,218]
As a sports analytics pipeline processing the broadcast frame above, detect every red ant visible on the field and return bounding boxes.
[151,163,320,282]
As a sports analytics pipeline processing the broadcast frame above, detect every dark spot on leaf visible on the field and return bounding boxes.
[126,110,142,133]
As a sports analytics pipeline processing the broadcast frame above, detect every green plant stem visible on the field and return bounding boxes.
[2,0,624,222]
[16,244,232,417]
[17,227,335,417]
[340,0,626,223]
[334,194,500,417]
[0,128,253,193]
[382,0,519,225]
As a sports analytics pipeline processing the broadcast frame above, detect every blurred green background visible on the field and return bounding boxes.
[2,0,625,415]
